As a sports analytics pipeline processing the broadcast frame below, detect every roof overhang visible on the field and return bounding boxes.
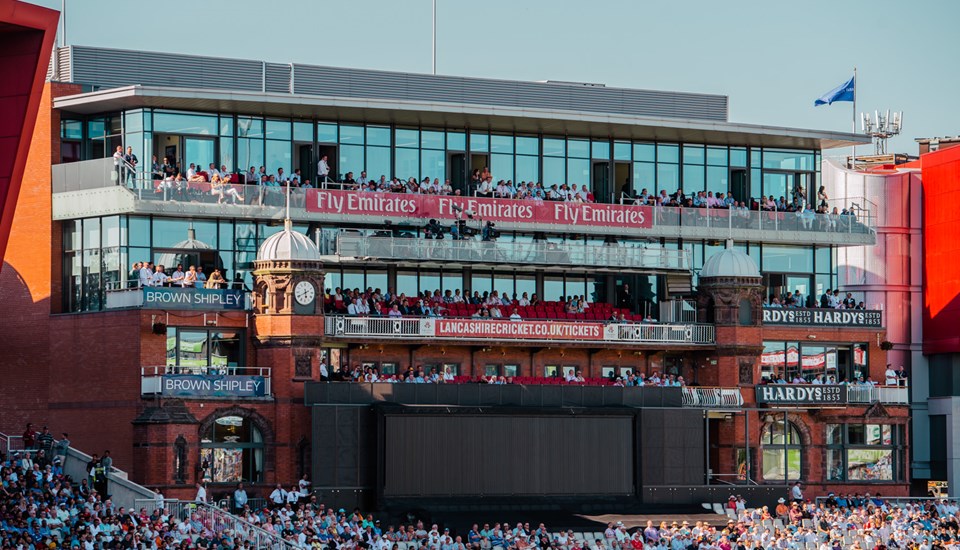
[54,85,870,150]
[0,0,60,271]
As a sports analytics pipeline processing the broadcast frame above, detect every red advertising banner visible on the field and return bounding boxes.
[304,189,653,229]
[434,319,606,341]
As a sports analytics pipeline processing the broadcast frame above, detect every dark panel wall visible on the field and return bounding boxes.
[311,406,377,491]
[383,415,634,497]
[640,409,705,486]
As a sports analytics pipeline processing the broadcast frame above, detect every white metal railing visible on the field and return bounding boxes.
[141,366,273,397]
[134,499,298,549]
[847,384,909,404]
[659,299,699,323]
[326,315,715,345]
[336,234,691,271]
[682,387,744,408]
[0,432,34,455]
[51,162,876,241]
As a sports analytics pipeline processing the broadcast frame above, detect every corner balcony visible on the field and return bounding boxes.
[52,158,876,246]
[324,315,715,346]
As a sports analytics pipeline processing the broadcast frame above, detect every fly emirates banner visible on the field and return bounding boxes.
[304,189,653,228]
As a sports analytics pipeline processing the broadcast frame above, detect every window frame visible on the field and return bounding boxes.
[825,423,903,482]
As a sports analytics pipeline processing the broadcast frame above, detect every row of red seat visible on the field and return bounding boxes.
[448,375,620,385]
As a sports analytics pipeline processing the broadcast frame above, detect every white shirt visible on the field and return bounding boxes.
[270,488,286,504]
[139,266,154,287]
[317,159,330,176]
[790,484,803,500]
[319,362,329,378]
[151,271,169,286]
[885,368,898,385]
[195,486,207,503]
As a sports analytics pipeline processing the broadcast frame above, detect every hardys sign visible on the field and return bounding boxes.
[143,287,248,311]
[762,308,882,328]
[756,384,847,405]
[305,189,653,229]
[161,375,266,398]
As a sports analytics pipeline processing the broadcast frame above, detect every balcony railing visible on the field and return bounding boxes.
[141,366,272,398]
[336,234,691,271]
[682,387,744,408]
[51,159,876,245]
[847,384,909,404]
[325,315,715,345]
[756,384,907,406]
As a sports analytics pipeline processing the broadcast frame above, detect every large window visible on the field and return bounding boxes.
[166,327,245,370]
[825,424,903,482]
[761,341,867,383]
[200,415,264,483]
[761,420,802,481]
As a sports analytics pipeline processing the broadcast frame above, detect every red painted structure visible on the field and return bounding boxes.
[0,0,59,271]
[921,145,960,354]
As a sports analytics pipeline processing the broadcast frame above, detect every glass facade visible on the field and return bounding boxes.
[62,215,310,312]
[63,215,840,313]
[62,108,821,205]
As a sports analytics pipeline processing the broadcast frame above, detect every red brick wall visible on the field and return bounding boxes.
[0,82,80,434]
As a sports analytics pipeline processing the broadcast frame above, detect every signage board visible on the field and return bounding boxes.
[755,384,847,405]
[305,189,653,229]
[434,319,606,341]
[762,308,882,328]
[161,374,266,398]
[143,287,247,311]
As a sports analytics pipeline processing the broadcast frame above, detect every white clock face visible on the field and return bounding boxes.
[294,281,316,306]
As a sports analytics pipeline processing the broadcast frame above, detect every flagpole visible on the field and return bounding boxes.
[852,67,857,168]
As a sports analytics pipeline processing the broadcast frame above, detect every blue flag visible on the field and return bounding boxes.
[814,76,855,106]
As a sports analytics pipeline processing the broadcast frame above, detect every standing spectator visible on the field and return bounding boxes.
[21,422,36,449]
[896,365,908,387]
[99,450,113,496]
[112,145,124,184]
[617,283,633,312]
[36,426,54,456]
[317,155,331,184]
[885,364,898,386]
[270,483,287,509]
[790,481,804,504]
[195,481,208,503]
[233,482,248,512]
[195,266,207,288]
[298,474,312,500]
[124,146,139,186]
[55,432,70,464]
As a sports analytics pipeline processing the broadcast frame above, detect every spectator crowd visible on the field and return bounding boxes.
[5,423,956,549]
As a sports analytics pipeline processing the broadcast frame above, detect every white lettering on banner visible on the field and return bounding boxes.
[757,385,844,403]
[763,308,881,327]
[436,320,603,340]
[145,290,241,307]
[307,189,653,228]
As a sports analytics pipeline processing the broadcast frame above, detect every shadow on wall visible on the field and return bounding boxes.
[923,292,960,356]
[0,260,52,433]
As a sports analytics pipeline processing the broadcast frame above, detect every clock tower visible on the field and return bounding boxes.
[252,212,326,388]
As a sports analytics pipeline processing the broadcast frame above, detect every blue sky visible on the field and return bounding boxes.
[30,0,959,154]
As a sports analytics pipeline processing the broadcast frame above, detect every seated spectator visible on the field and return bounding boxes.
[509,308,522,321]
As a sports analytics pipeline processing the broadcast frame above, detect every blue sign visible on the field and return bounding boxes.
[143,287,247,311]
[161,375,266,398]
